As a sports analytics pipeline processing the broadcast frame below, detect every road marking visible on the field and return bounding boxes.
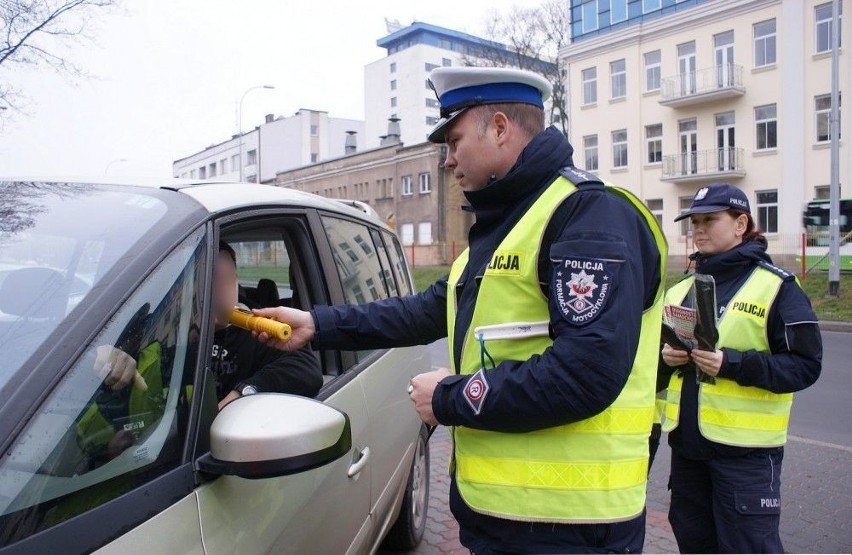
[788,434,852,453]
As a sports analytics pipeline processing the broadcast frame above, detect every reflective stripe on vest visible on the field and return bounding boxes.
[661,268,793,447]
[446,175,668,523]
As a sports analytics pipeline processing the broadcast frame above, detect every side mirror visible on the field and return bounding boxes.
[196,394,351,479]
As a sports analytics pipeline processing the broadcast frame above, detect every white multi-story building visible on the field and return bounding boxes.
[173,109,365,183]
[365,21,555,148]
[561,0,848,264]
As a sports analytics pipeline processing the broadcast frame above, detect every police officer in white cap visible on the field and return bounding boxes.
[254,66,668,553]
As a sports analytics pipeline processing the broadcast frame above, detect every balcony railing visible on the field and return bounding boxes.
[661,147,746,182]
[659,64,745,107]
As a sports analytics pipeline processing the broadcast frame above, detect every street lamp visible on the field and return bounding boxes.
[104,158,128,176]
[238,85,275,183]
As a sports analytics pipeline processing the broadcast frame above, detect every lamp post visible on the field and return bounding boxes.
[104,158,128,176]
[238,85,275,183]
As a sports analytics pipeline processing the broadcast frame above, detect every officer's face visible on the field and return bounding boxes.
[690,211,748,255]
[442,109,501,192]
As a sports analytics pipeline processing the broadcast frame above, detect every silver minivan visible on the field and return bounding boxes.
[0,179,430,554]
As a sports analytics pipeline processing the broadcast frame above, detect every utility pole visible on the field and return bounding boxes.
[828,0,841,296]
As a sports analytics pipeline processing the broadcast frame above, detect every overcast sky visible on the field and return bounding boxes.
[0,0,528,178]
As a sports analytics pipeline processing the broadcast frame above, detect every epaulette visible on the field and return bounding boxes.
[559,166,604,189]
[756,260,795,281]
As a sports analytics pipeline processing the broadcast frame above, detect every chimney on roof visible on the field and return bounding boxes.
[345,131,357,154]
[265,113,275,124]
[380,117,402,146]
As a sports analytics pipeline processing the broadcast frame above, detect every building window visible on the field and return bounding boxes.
[310,153,318,163]
[612,129,628,168]
[425,79,432,90]
[231,154,239,170]
[642,0,661,13]
[816,94,841,142]
[582,1,598,33]
[246,149,257,165]
[418,222,432,244]
[425,62,439,72]
[390,97,397,108]
[644,50,661,92]
[310,125,318,136]
[390,62,396,73]
[401,175,413,196]
[611,0,627,23]
[755,104,778,150]
[610,59,626,99]
[419,172,431,193]
[815,185,831,199]
[219,159,227,174]
[426,98,440,108]
[208,163,217,177]
[679,196,692,236]
[442,57,452,67]
[646,199,664,226]
[754,19,776,67]
[756,190,778,233]
[190,169,197,179]
[582,67,597,105]
[645,124,663,164]
[400,223,414,245]
[816,2,843,53]
[583,135,599,170]
[426,116,439,125]
[390,79,397,90]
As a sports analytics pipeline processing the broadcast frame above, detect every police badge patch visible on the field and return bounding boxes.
[463,368,490,415]
[552,257,614,326]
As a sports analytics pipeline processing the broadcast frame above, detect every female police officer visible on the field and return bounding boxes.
[660,183,822,553]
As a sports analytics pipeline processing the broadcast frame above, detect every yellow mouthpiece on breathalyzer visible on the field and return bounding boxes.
[229,308,292,341]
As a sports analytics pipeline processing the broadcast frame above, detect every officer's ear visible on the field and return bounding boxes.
[734,213,749,236]
[490,111,510,143]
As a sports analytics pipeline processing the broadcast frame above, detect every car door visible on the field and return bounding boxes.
[193,212,373,554]
[318,216,429,547]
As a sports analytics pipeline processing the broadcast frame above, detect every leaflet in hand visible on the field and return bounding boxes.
[662,304,698,351]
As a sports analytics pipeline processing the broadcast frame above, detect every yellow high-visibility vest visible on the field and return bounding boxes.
[662,268,794,447]
[446,175,667,523]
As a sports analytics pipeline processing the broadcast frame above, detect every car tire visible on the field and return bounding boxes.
[381,424,430,551]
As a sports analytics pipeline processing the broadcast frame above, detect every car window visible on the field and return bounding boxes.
[230,239,294,308]
[0,183,172,382]
[369,228,399,298]
[386,232,413,295]
[323,217,392,305]
[0,229,206,546]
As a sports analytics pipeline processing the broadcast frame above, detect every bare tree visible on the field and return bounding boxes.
[463,0,570,136]
[0,0,118,115]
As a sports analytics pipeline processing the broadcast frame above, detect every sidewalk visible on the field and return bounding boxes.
[396,426,852,554]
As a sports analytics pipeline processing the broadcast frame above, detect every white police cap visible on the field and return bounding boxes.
[427,67,552,143]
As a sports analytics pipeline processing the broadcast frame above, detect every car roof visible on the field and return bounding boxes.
[3,177,388,227]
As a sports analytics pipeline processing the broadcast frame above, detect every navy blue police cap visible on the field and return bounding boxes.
[427,67,551,143]
[674,183,751,222]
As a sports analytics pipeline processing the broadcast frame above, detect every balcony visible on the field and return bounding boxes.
[661,148,746,183]
[659,64,745,107]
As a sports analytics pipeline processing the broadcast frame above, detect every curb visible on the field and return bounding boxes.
[819,320,852,333]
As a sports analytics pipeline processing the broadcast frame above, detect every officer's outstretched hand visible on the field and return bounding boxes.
[252,306,315,351]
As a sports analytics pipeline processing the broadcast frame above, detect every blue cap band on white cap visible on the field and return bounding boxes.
[439,82,544,117]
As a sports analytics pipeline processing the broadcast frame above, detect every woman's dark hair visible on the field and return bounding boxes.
[727,209,767,248]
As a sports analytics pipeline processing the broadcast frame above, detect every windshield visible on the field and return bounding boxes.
[0,181,170,378]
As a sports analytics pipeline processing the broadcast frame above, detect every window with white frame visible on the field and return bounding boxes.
[246,149,257,165]
[754,19,776,67]
[198,166,206,179]
[816,2,843,53]
[584,135,599,170]
[612,129,628,168]
[755,104,778,150]
[815,185,830,199]
[815,93,841,142]
[643,0,661,13]
[390,80,397,90]
[582,1,598,33]
[582,67,597,105]
[231,154,239,170]
[417,222,432,244]
[208,163,217,177]
[645,124,663,164]
[610,59,626,99]
[646,198,664,226]
[390,62,396,73]
[400,223,414,245]
[390,97,397,108]
[419,172,431,193]
[756,190,778,233]
[442,58,452,67]
[611,0,627,23]
[644,50,661,92]
[401,175,413,196]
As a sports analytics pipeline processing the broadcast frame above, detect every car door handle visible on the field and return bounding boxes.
[347,447,370,477]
